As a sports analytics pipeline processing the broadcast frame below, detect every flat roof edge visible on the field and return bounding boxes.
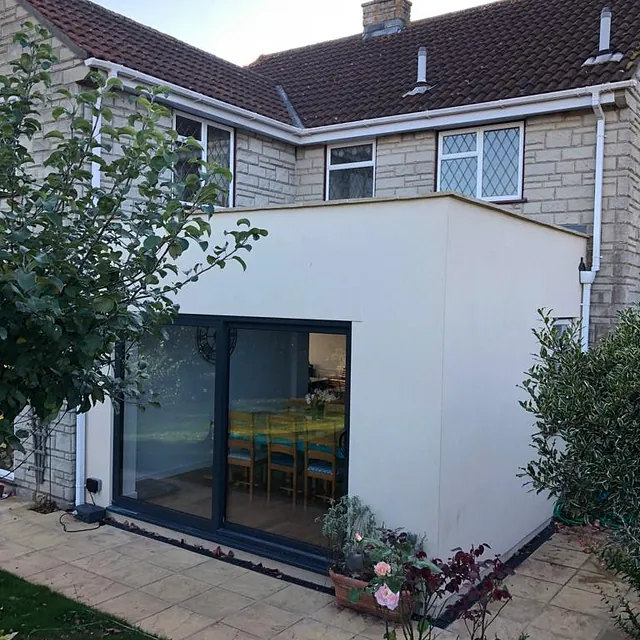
[222,193,589,239]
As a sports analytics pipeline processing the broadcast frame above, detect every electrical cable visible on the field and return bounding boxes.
[58,491,102,533]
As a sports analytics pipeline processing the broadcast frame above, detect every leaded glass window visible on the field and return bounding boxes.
[438,125,523,201]
[327,142,375,201]
[174,113,234,206]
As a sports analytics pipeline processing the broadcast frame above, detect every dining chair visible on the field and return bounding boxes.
[227,411,265,501]
[266,413,301,508]
[303,422,338,509]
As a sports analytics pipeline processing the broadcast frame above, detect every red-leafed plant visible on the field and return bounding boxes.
[371,544,513,640]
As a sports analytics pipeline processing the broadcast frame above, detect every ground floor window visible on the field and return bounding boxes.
[116,316,349,555]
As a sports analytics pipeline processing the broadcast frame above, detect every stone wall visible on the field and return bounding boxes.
[511,106,639,340]
[13,411,77,508]
[235,132,296,207]
[295,146,325,202]
[375,131,436,197]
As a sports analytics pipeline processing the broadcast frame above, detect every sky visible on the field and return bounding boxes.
[93,0,492,66]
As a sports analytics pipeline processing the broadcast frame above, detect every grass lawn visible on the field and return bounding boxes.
[0,570,162,639]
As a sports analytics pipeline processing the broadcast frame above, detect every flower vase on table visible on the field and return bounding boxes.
[305,389,336,420]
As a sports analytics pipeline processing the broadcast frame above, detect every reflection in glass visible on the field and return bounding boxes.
[226,329,347,547]
[122,325,215,519]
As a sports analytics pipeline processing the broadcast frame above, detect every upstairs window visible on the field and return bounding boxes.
[437,124,523,202]
[174,113,234,206]
[326,142,375,200]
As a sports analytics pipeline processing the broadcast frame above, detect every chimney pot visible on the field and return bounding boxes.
[362,0,412,39]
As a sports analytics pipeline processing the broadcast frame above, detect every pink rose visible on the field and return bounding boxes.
[374,583,400,611]
[354,533,363,542]
[374,561,392,577]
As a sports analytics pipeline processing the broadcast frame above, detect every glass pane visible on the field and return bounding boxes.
[122,325,216,520]
[207,125,231,207]
[330,144,373,165]
[482,127,520,198]
[328,166,374,200]
[226,329,347,547]
[175,143,201,202]
[440,157,477,197]
[442,132,476,154]
[175,114,202,140]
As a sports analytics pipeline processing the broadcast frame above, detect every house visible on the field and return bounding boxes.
[0,0,633,569]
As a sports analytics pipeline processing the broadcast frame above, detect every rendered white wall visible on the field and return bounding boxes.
[437,199,585,560]
[84,194,585,561]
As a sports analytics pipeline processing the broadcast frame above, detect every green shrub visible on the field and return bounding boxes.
[521,308,640,524]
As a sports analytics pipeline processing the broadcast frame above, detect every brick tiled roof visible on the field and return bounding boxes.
[20,0,294,124]
[251,0,640,126]
[19,0,640,129]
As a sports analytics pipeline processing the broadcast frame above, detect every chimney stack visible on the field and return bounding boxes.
[362,0,412,39]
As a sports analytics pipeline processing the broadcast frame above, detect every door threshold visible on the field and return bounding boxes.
[106,506,333,592]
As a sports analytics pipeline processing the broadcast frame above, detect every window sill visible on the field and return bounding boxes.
[489,198,528,205]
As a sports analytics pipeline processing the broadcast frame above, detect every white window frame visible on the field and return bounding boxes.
[325,140,376,201]
[174,111,235,208]
[436,122,524,202]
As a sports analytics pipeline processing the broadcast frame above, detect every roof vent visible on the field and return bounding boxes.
[362,0,411,39]
[403,46,433,97]
[583,7,623,65]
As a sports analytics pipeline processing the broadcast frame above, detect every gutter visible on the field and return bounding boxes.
[579,90,606,351]
[83,58,635,146]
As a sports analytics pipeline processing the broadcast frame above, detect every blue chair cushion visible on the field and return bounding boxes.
[229,449,266,462]
[270,453,295,467]
[307,462,333,475]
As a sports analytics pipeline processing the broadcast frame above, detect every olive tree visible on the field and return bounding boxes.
[0,24,267,456]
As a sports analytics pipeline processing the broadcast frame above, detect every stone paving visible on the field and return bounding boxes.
[0,497,630,639]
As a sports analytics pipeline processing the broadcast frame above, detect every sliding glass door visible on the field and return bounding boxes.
[115,316,350,560]
[120,324,217,520]
[226,328,347,547]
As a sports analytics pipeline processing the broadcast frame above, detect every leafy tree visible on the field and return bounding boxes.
[0,24,267,455]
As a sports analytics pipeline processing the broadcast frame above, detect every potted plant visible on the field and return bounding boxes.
[322,497,423,620]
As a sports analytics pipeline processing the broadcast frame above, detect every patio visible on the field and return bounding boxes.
[0,497,629,640]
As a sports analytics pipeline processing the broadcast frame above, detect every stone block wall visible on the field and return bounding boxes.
[295,146,325,202]
[375,131,436,197]
[13,410,77,508]
[235,132,296,207]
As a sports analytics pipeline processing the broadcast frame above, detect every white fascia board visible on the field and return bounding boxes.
[85,59,301,144]
[84,59,634,146]
[300,86,628,145]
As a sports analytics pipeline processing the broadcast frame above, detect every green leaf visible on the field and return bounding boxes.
[43,130,65,140]
[0,327,6,340]
[94,297,115,313]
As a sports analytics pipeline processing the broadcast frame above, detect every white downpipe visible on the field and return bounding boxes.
[75,69,118,507]
[74,412,86,506]
[580,91,606,351]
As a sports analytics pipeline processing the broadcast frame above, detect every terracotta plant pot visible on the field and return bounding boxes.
[329,568,411,622]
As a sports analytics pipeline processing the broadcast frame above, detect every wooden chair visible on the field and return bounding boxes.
[303,422,338,508]
[227,412,265,501]
[266,413,301,508]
